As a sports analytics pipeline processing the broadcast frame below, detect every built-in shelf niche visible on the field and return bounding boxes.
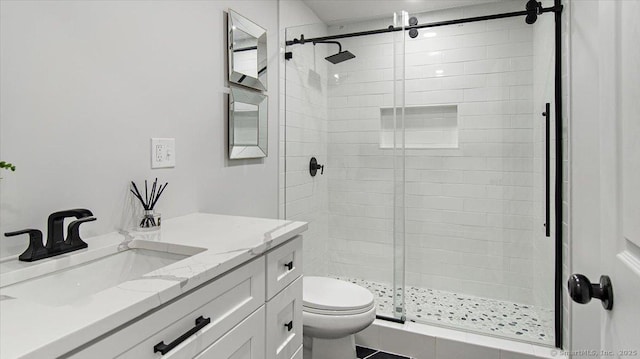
[380,105,459,149]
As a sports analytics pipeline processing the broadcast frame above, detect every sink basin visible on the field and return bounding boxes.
[0,240,205,306]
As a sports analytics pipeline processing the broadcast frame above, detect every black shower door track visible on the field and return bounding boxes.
[285,4,562,46]
[286,1,564,349]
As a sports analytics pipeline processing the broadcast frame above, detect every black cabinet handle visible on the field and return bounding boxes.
[284,261,293,271]
[154,316,211,355]
[284,321,293,332]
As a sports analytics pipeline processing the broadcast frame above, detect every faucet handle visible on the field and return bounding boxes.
[66,216,96,247]
[5,229,42,238]
[5,229,48,262]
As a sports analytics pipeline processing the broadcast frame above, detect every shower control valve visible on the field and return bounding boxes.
[309,157,324,177]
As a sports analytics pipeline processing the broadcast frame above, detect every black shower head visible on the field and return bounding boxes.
[325,50,356,64]
[313,40,356,64]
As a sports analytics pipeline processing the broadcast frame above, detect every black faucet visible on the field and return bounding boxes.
[4,208,96,262]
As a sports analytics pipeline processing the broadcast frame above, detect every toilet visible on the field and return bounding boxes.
[302,276,376,359]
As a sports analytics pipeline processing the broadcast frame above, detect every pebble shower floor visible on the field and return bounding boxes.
[337,277,554,345]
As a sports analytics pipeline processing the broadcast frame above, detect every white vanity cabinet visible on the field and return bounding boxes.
[265,238,304,359]
[65,236,303,359]
[192,306,266,359]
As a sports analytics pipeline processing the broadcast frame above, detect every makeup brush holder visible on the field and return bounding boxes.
[139,210,161,231]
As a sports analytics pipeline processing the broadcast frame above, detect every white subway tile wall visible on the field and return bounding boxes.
[321,1,553,307]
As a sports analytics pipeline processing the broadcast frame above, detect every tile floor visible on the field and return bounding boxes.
[357,345,411,359]
[338,277,554,345]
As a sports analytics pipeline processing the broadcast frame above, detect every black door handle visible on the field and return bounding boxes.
[284,261,294,271]
[568,274,613,310]
[154,316,211,355]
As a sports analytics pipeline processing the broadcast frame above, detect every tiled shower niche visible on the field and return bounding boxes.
[380,105,459,149]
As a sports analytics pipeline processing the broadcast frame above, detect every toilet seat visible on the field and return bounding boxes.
[303,303,375,316]
[303,277,374,316]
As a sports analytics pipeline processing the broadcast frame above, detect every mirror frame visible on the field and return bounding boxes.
[228,85,268,159]
[227,10,267,91]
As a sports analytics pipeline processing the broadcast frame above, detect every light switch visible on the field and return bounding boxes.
[151,138,176,169]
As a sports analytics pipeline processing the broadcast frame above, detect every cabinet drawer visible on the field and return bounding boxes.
[266,277,303,359]
[194,306,265,359]
[69,257,265,358]
[266,236,302,299]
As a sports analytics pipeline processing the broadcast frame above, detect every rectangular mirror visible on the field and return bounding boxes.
[229,85,267,159]
[228,10,267,91]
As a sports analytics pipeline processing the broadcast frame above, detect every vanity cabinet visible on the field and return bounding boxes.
[265,237,302,299]
[266,277,303,359]
[65,236,303,359]
[193,307,265,359]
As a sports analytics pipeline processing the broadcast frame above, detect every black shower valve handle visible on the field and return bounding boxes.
[309,157,325,177]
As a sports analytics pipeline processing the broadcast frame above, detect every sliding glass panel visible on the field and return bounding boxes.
[399,1,556,345]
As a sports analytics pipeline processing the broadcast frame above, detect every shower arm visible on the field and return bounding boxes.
[312,40,343,53]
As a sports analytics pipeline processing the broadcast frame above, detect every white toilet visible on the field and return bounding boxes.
[302,276,376,359]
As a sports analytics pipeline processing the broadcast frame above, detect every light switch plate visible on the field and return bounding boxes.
[151,138,176,169]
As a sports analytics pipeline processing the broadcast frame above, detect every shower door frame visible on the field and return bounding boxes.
[284,0,565,348]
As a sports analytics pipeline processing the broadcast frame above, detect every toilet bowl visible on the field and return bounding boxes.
[302,276,376,359]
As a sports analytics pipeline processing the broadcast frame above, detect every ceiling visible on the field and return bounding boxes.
[301,0,507,24]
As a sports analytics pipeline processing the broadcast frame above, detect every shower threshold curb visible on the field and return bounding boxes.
[356,320,566,359]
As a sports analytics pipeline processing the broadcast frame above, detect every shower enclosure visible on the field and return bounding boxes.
[282,0,563,348]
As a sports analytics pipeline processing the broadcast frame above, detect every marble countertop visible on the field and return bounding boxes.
[0,213,307,359]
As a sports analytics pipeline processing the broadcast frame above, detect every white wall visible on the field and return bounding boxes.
[0,0,280,257]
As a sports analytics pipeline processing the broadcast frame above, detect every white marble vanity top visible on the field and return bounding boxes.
[0,213,307,359]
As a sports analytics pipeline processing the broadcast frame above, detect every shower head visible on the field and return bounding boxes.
[312,40,356,64]
[325,50,356,64]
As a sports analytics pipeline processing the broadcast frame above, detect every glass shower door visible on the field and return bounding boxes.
[284,0,559,345]
[283,13,407,321]
[398,1,556,345]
